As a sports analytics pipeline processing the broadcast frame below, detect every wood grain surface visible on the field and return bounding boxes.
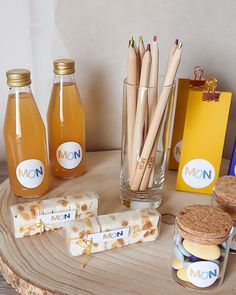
[0,151,235,295]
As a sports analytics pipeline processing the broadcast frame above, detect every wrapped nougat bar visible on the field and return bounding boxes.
[98,211,132,249]
[129,209,160,244]
[68,192,98,220]
[66,208,160,256]
[10,202,42,238]
[43,196,70,230]
[67,217,105,256]
[10,192,99,238]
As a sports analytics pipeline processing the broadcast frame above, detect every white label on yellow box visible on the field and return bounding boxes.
[87,227,130,243]
[182,159,215,189]
[37,210,76,225]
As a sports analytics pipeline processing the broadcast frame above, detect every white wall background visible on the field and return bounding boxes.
[0,0,236,160]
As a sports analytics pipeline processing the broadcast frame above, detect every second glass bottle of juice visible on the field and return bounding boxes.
[47,59,86,178]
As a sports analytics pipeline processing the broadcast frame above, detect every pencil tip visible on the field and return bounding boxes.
[130,37,135,48]
[146,44,151,51]
[128,39,131,47]
[139,35,143,43]
[153,35,157,42]
[175,39,179,45]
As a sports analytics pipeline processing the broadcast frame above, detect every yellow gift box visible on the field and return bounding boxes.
[176,79,232,194]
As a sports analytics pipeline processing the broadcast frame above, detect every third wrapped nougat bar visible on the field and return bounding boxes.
[129,208,160,244]
[66,208,161,256]
[98,211,132,249]
[67,217,105,256]
[10,192,99,238]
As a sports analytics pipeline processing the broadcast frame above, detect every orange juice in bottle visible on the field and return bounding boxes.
[3,69,50,198]
[47,59,86,178]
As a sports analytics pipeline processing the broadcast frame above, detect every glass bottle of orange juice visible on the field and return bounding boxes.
[47,59,86,178]
[3,69,50,198]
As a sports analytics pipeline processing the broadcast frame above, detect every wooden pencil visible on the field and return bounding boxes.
[139,35,159,191]
[127,38,138,175]
[129,44,151,185]
[130,44,182,191]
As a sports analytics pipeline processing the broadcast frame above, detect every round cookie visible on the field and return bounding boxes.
[177,205,233,244]
[177,268,189,282]
[172,257,183,270]
[183,240,221,260]
[174,245,184,262]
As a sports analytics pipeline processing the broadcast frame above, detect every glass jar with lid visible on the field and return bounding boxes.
[213,176,236,254]
[171,205,233,290]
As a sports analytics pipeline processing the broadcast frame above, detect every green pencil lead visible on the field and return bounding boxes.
[130,36,135,48]
[139,35,143,43]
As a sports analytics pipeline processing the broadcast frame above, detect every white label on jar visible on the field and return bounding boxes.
[16,159,45,189]
[56,142,82,169]
[36,210,76,225]
[87,227,130,243]
[187,261,219,288]
[230,226,236,250]
[173,140,182,163]
[182,159,215,188]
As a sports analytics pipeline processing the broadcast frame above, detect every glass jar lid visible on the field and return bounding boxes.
[53,59,75,75]
[176,204,233,245]
[214,176,236,206]
[6,69,31,87]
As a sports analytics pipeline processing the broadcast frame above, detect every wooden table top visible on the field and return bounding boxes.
[0,151,235,295]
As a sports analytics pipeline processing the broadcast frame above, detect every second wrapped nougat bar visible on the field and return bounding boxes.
[129,209,160,244]
[10,192,99,238]
[67,217,105,256]
[66,208,161,256]
[98,211,132,249]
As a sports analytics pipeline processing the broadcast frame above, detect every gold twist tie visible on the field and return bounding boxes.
[70,218,94,270]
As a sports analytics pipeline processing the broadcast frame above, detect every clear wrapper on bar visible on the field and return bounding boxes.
[10,192,99,238]
[66,208,161,256]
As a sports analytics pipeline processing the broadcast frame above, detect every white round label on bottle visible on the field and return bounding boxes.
[16,159,45,189]
[182,159,215,188]
[56,142,82,169]
[173,140,182,163]
[187,261,219,288]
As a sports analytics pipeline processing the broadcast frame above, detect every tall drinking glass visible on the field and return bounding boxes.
[120,76,176,209]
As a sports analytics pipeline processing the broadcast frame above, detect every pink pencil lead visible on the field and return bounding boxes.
[153,35,157,42]
[146,44,151,51]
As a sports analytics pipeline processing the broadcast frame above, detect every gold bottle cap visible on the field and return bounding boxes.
[53,59,75,75]
[6,69,31,87]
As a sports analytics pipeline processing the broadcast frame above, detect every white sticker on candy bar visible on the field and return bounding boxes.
[187,261,219,288]
[36,210,76,225]
[87,227,130,243]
